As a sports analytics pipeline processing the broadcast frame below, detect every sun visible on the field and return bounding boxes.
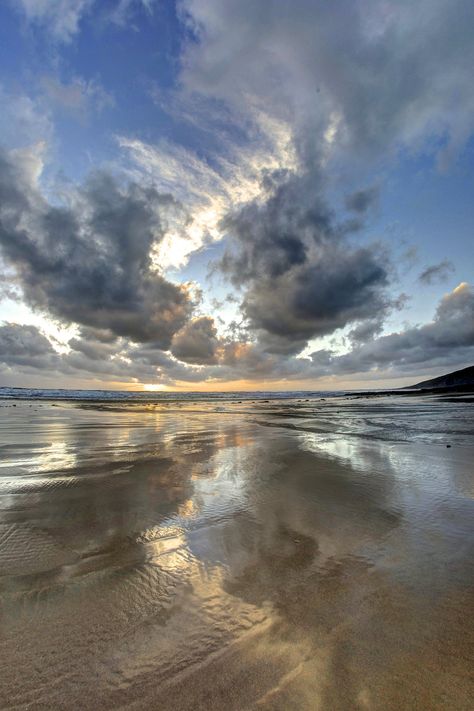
[142,383,167,392]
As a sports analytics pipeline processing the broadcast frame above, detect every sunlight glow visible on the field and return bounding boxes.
[142,383,167,392]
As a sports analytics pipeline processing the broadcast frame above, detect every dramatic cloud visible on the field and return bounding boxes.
[243,246,389,350]
[418,259,455,286]
[1,1,472,388]
[311,283,474,376]
[0,147,195,347]
[171,316,219,364]
[220,173,390,354]
[0,322,58,369]
[67,328,122,362]
[0,322,199,385]
[118,108,297,269]
[1,283,472,387]
[348,318,385,346]
[178,0,474,362]
[181,0,474,166]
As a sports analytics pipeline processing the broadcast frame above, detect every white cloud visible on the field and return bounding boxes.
[17,0,93,41]
[0,86,53,149]
[16,0,158,41]
[117,108,298,269]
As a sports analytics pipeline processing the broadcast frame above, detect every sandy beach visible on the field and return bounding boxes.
[0,396,473,710]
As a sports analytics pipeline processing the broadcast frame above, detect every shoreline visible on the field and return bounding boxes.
[0,383,473,404]
[1,398,473,709]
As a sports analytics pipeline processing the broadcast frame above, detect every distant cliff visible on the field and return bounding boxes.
[413,365,474,389]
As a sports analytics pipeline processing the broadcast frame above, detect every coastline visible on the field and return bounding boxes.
[1,379,473,405]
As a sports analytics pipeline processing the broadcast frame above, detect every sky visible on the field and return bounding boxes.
[0,0,473,392]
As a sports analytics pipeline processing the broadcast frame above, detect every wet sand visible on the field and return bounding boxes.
[0,397,473,710]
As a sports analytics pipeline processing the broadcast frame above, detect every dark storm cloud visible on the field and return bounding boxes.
[0,323,58,369]
[347,294,408,346]
[220,174,332,284]
[171,316,219,364]
[243,246,389,346]
[219,172,390,354]
[418,259,455,286]
[348,318,385,345]
[0,321,206,386]
[0,322,129,381]
[0,148,195,347]
[68,332,121,361]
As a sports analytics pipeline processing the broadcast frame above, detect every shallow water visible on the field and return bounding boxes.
[0,397,473,709]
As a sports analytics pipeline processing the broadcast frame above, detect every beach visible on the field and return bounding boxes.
[0,395,473,710]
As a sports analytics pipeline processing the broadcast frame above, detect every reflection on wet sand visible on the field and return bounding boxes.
[0,399,473,710]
